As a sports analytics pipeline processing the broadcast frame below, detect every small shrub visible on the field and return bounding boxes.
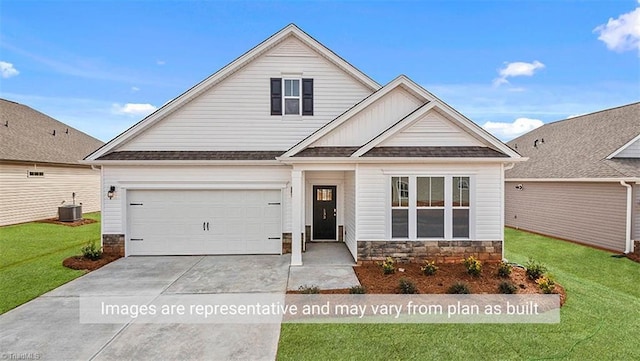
[298,285,320,294]
[420,260,439,276]
[497,261,512,278]
[349,285,367,294]
[380,256,396,274]
[447,282,471,294]
[498,281,518,294]
[463,256,482,276]
[536,276,556,294]
[525,259,547,280]
[81,241,102,261]
[398,278,418,294]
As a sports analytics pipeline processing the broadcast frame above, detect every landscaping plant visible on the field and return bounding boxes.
[349,285,366,294]
[420,260,438,276]
[398,278,418,294]
[447,282,471,294]
[498,281,518,294]
[535,276,555,294]
[463,256,482,276]
[298,285,320,294]
[81,240,102,261]
[496,261,512,278]
[525,259,547,280]
[380,256,396,274]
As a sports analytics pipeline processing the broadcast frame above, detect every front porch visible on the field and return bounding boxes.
[287,242,359,290]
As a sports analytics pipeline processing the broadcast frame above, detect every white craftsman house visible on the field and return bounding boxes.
[85,24,522,265]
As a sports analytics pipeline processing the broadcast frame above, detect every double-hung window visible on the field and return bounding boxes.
[391,177,409,238]
[270,78,314,116]
[390,175,471,239]
[283,79,300,115]
[416,177,445,238]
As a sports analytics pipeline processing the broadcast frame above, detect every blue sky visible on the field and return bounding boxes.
[1,0,638,142]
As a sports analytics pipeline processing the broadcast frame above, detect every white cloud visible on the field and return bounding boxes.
[482,118,544,141]
[493,61,545,86]
[112,103,157,116]
[156,60,166,65]
[131,86,140,92]
[0,61,19,78]
[593,5,640,54]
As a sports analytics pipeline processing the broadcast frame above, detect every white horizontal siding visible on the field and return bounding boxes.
[615,137,640,158]
[311,87,423,147]
[117,36,372,152]
[382,110,482,147]
[356,163,503,240]
[101,165,292,234]
[0,162,100,226]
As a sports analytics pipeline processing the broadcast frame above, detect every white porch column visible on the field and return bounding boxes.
[291,170,303,266]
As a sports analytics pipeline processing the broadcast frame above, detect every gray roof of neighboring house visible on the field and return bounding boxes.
[0,99,104,165]
[97,151,285,161]
[506,102,640,179]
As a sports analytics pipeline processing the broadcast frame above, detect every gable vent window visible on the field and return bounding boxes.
[270,78,313,116]
[28,171,45,178]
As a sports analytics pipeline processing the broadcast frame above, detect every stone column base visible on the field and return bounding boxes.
[102,234,125,258]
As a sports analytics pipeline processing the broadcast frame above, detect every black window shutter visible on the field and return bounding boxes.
[270,78,282,115]
[302,78,313,116]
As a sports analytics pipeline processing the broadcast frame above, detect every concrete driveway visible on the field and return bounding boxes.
[0,255,290,361]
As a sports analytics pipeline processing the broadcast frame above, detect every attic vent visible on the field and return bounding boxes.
[28,171,44,177]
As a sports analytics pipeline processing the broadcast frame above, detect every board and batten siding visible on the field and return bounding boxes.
[356,163,504,241]
[310,87,423,147]
[381,110,483,147]
[344,170,357,259]
[116,37,373,152]
[101,165,292,235]
[505,181,628,252]
[0,162,100,226]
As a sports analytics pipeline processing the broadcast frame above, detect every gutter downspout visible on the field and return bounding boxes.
[620,181,633,253]
[501,163,515,262]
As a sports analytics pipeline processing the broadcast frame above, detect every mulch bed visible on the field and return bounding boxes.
[62,255,121,271]
[289,262,566,305]
[38,218,97,227]
[627,252,640,263]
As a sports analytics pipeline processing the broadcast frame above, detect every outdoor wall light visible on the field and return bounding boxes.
[107,186,116,199]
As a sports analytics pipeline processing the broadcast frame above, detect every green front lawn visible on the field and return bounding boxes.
[277,228,640,360]
[0,213,101,314]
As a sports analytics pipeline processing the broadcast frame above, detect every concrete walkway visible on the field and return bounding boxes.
[0,255,290,361]
[0,248,359,360]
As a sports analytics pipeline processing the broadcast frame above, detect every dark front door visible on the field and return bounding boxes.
[313,185,337,240]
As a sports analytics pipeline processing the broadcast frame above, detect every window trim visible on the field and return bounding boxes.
[389,175,473,241]
[283,78,302,116]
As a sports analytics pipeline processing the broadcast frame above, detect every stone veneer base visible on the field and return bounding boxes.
[102,234,125,257]
[357,240,503,263]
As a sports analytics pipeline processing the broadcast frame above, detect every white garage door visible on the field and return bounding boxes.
[127,189,282,255]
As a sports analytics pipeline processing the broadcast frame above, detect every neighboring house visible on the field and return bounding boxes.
[0,99,103,226]
[505,102,640,254]
[84,24,522,265]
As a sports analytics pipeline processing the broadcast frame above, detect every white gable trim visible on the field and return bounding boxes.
[281,75,429,157]
[85,24,380,161]
[607,133,640,159]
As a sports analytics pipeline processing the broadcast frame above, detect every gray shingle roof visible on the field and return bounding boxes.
[291,146,507,158]
[0,99,104,165]
[293,147,360,157]
[363,146,508,158]
[506,102,640,179]
[97,151,285,161]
